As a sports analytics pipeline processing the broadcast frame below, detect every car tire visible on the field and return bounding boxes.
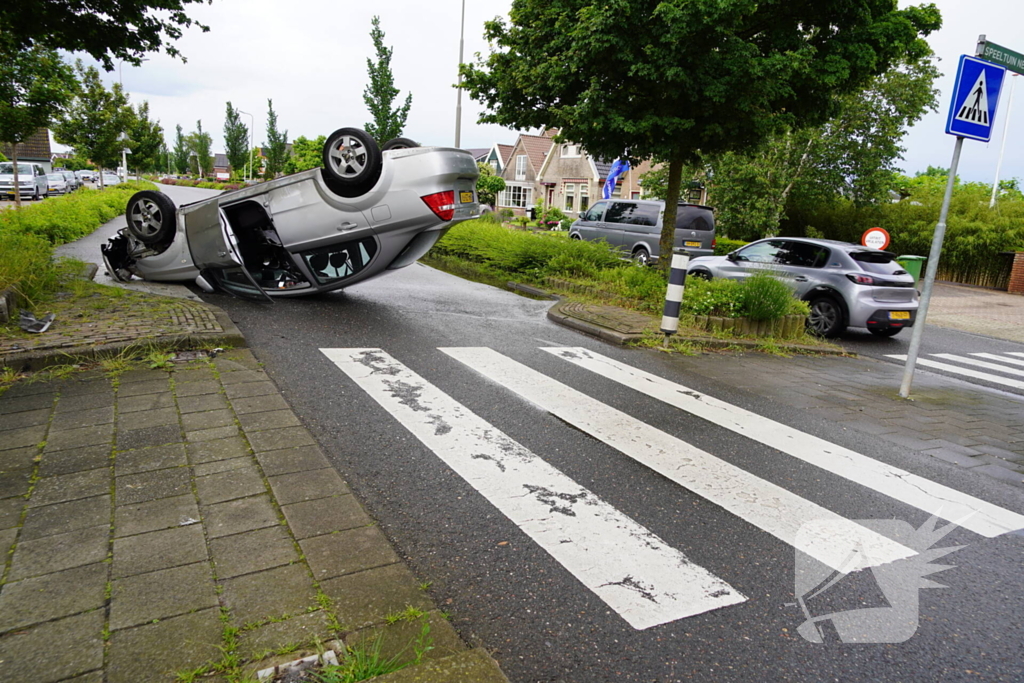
[322,128,382,195]
[689,269,712,281]
[807,296,847,338]
[868,327,903,338]
[126,191,177,246]
[381,137,419,151]
[632,246,651,266]
[570,233,581,240]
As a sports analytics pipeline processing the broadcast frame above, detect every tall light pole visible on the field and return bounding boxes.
[990,73,1018,208]
[237,109,255,182]
[454,0,466,148]
[118,59,147,181]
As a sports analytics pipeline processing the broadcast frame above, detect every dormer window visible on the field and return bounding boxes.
[561,143,580,158]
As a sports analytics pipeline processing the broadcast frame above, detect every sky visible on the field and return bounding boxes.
[61,0,1023,185]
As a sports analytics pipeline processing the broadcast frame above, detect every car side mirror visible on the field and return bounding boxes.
[726,251,738,262]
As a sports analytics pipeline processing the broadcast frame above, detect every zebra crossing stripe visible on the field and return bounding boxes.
[887,354,1024,392]
[320,348,745,630]
[549,348,1024,539]
[932,353,1024,377]
[1009,352,1024,359]
[971,353,1024,368]
[441,347,916,572]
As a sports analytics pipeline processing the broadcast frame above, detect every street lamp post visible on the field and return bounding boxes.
[117,59,147,181]
[454,0,465,148]
[237,109,255,182]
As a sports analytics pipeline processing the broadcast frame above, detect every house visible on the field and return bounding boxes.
[213,153,231,180]
[480,143,514,174]
[533,140,656,218]
[463,148,490,165]
[1,129,54,174]
[496,130,555,216]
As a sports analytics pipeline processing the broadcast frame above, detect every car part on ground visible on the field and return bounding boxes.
[101,127,480,299]
[687,237,919,338]
[382,137,419,151]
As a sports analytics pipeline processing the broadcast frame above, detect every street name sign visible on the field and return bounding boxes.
[978,39,1024,76]
[946,55,1007,142]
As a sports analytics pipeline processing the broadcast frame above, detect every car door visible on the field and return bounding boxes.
[599,201,631,252]
[718,239,787,283]
[773,240,831,298]
[183,200,271,301]
[574,201,608,242]
[617,202,660,255]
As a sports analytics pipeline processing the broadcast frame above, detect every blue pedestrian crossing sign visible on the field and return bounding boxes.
[946,55,1007,142]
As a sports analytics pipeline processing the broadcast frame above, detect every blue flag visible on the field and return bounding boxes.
[602,159,630,199]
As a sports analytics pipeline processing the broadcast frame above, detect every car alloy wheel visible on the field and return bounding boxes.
[807,297,847,338]
[633,247,651,266]
[126,191,177,246]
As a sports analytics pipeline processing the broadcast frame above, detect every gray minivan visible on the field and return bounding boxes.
[568,199,715,265]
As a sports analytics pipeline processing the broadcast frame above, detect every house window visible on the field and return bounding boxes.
[490,160,499,172]
[631,191,641,200]
[561,143,580,158]
[501,183,533,208]
[515,155,527,180]
[579,185,589,213]
[564,183,575,212]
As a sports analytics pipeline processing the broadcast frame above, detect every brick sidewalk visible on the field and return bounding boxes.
[0,350,507,682]
[926,283,1024,344]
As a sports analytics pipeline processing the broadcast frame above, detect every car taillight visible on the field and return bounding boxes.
[846,274,875,285]
[421,191,455,221]
[711,237,717,248]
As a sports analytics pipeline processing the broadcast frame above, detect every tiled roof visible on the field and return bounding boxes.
[1,129,52,162]
[496,144,514,165]
[464,148,489,161]
[593,158,614,181]
[519,134,553,173]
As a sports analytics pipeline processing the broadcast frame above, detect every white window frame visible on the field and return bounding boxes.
[500,182,533,208]
[561,143,580,158]
[564,183,576,212]
[515,155,527,180]
[579,184,589,213]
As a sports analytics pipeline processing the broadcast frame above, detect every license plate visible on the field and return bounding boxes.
[684,241,701,248]
[459,191,474,204]
[889,311,910,320]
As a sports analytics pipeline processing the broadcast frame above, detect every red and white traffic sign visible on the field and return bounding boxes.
[861,227,890,250]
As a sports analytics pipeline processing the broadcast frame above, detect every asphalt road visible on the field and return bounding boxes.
[201,264,1024,683]
[65,183,1024,681]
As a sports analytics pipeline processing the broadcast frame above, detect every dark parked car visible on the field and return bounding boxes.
[102,128,480,299]
[569,199,716,265]
[687,237,919,337]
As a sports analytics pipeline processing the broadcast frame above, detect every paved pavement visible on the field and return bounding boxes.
[1,232,1023,681]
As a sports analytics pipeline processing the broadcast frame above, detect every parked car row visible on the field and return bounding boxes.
[567,201,919,338]
[0,162,104,200]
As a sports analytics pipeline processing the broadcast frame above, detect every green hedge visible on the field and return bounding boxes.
[0,182,155,245]
[714,238,747,255]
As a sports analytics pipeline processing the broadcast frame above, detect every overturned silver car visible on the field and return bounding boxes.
[102,128,480,299]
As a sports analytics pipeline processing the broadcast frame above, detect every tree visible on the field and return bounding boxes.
[0,45,77,206]
[476,162,506,208]
[53,60,133,188]
[128,101,164,175]
[0,0,209,71]
[282,135,326,175]
[363,16,412,144]
[172,124,190,174]
[223,102,249,176]
[461,0,941,270]
[263,99,289,179]
[186,120,212,177]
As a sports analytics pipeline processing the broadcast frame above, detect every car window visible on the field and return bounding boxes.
[581,202,607,222]
[851,250,904,275]
[629,204,659,226]
[777,241,830,268]
[736,240,785,263]
[603,202,633,224]
[674,206,714,231]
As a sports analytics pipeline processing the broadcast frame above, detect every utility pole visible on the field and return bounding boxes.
[990,74,1017,208]
[238,109,255,182]
[454,0,465,148]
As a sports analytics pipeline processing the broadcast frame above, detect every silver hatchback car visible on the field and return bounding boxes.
[687,237,919,337]
[102,128,480,299]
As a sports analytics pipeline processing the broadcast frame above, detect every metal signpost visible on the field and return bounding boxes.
[898,47,1008,398]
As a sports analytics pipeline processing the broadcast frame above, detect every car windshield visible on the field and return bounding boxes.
[850,250,905,275]
[47,174,64,181]
[0,163,34,175]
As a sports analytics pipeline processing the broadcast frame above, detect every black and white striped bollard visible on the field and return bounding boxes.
[660,248,691,342]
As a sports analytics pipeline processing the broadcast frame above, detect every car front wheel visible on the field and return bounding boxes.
[689,269,712,281]
[570,233,581,240]
[126,191,177,246]
[807,296,847,338]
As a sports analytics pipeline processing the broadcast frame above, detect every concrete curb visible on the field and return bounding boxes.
[0,303,246,372]
[546,303,644,345]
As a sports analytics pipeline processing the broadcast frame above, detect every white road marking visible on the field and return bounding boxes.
[888,354,1024,392]
[1009,352,1024,358]
[932,353,1024,377]
[972,353,1024,368]
[321,348,745,630]
[554,348,1024,539]
[441,347,916,572]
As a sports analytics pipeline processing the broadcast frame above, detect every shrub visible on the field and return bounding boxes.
[682,277,744,317]
[739,273,802,320]
[681,273,806,320]
[714,238,747,255]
